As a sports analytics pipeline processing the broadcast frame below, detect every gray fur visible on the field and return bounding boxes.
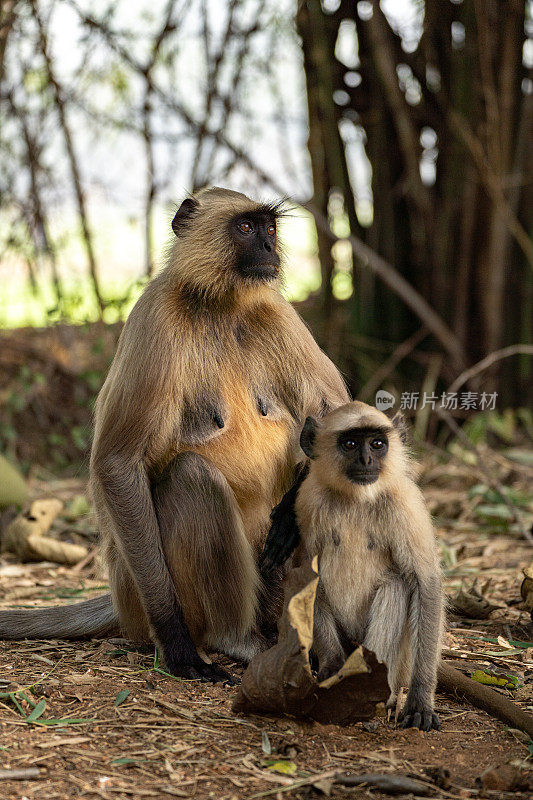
[0,594,118,640]
[404,572,443,709]
[313,593,346,681]
[363,576,410,705]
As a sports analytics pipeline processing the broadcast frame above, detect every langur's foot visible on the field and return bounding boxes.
[169,658,240,685]
[316,651,347,682]
[398,700,440,731]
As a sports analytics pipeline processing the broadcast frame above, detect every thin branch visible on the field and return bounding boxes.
[31,0,105,316]
[357,326,428,402]
[448,344,533,393]
[190,0,239,190]
[366,1,431,220]
[398,25,533,272]
[308,204,468,369]
[448,112,533,272]
[7,91,63,311]
[0,0,19,81]
[474,0,502,172]
[140,0,178,276]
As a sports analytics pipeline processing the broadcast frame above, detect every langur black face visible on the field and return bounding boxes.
[230,211,280,281]
[337,426,390,484]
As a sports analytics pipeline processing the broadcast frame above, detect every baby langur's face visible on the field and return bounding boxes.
[335,425,390,484]
[299,401,404,493]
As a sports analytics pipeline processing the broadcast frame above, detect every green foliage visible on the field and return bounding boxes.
[468,483,532,533]
[463,410,518,445]
[26,698,47,723]
[23,67,48,94]
[71,425,91,451]
[64,494,91,521]
[265,760,298,775]
[109,64,131,99]
[0,453,28,508]
[114,689,131,707]
[471,669,520,691]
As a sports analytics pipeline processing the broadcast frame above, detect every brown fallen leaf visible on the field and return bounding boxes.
[1,498,88,565]
[520,563,533,622]
[232,557,389,725]
[448,579,501,619]
[476,764,532,792]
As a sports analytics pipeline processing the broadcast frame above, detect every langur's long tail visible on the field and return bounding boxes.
[0,593,119,640]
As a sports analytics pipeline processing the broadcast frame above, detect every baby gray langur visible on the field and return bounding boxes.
[294,401,444,731]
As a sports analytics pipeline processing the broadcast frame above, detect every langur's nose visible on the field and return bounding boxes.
[359,446,372,466]
[263,240,272,253]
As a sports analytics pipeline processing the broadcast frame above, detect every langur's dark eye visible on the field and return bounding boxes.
[342,439,357,451]
[267,224,276,236]
[370,438,385,450]
[239,221,253,234]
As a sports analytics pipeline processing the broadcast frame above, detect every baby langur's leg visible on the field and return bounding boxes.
[313,593,346,681]
[363,576,410,709]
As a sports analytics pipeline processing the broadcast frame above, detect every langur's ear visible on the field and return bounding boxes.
[391,411,408,443]
[172,197,200,237]
[300,416,319,459]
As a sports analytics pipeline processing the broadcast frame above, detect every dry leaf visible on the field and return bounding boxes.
[64,673,99,685]
[233,557,389,725]
[266,760,297,775]
[520,563,533,621]
[449,579,501,619]
[476,764,532,792]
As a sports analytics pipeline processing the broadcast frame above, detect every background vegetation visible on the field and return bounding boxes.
[1,0,532,473]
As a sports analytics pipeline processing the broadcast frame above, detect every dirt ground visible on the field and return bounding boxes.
[1,456,532,799]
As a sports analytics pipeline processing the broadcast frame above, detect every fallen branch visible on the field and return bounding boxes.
[0,768,40,780]
[2,499,89,564]
[252,770,434,798]
[438,661,533,739]
[335,773,433,795]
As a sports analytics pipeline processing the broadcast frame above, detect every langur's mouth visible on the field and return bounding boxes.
[347,471,379,485]
[238,263,280,281]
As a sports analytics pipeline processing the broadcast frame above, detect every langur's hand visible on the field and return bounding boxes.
[259,463,309,573]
